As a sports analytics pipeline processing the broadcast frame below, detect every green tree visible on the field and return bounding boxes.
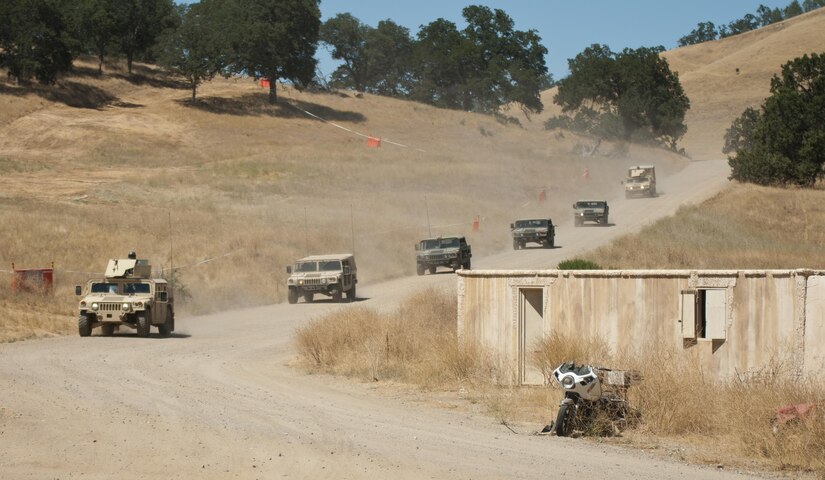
[728,53,825,186]
[114,0,177,74]
[678,21,718,46]
[157,2,228,102]
[554,44,690,148]
[227,0,321,103]
[70,0,119,74]
[0,0,74,84]
[411,18,471,109]
[412,5,547,114]
[320,13,369,92]
[362,20,414,96]
[755,4,783,26]
[784,0,804,18]
[720,14,759,38]
[803,0,825,12]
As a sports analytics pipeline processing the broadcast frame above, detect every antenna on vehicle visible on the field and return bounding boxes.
[168,211,174,296]
[350,204,356,255]
[424,195,432,237]
[304,207,308,256]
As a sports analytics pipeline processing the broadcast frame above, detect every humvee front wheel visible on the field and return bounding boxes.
[158,314,172,337]
[136,313,150,338]
[346,285,356,302]
[463,260,471,270]
[288,289,298,304]
[78,315,92,337]
[100,324,115,336]
[513,240,519,250]
[416,264,425,276]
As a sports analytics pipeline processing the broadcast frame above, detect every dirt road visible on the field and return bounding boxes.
[1,160,766,479]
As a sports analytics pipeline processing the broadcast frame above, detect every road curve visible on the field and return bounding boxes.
[2,159,767,480]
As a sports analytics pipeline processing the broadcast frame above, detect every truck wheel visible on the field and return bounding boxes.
[428,266,436,275]
[416,264,425,276]
[304,292,314,303]
[288,289,298,304]
[78,315,92,337]
[100,324,115,336]
[332,290,343,303]
[346,285,357,302]
[575,218,581,227]
[513,240,519,250]
[549,237,555,248]
[136,313,150,338]
[158,308,173,337]
[463,260,471,270]
[602,216,609,225]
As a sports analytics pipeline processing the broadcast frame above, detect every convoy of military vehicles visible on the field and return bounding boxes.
[73,164,656,331]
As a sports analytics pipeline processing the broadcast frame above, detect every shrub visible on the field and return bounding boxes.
[557,258,602,270]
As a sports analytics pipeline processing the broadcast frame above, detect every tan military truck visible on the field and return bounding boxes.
[75,257,174,338]
[286,254,357,304]
[624,165,656,198]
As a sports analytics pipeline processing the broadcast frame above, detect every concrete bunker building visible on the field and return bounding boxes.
[457,269,825,385]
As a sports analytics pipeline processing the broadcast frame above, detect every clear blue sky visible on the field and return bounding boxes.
[181,1,794,80]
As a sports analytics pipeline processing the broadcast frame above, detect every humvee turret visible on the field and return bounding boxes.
[75,257,174,338]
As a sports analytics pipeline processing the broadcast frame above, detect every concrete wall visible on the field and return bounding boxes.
[457,270,825,384]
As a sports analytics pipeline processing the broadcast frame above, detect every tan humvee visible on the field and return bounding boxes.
[75,258,174,337]
[624,165,656,198]
[286,254,357,304]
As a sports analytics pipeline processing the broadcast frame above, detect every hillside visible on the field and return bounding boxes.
[511,7,825,160]
[1,6,824,341]
[0,58,680,340]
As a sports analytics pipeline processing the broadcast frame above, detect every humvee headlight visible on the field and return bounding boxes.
[122,303,131,312]
[91,302,99,311]
[298,279,304,285]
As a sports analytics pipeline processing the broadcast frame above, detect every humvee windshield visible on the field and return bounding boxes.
[124,283,151,294]
[91,282,118,293]
[421,238,460,249]
[319,260,342,271]
[296,262,318,273]
[515,219,548,228]
[627,177,648,184]
[575,201,605,208]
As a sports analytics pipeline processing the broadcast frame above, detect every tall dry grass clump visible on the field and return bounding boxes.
[295,288,494,388]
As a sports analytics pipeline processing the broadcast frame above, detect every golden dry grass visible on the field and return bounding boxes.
[297,295,825,475]
[0,56,684,342]
[588,183,825,269]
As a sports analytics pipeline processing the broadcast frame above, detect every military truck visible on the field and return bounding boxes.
[624,165,656,198]
[75,257,174,338]
[511,218,555,249]
[573,200,609,226]
[415,236,472,275]
[286,254,357,304]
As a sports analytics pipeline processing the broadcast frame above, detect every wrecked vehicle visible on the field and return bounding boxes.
[548,363,641,437]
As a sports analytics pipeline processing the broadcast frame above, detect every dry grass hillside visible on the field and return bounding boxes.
[508,7,825,160]
[0,58,678,341]
[2,6,824,342]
